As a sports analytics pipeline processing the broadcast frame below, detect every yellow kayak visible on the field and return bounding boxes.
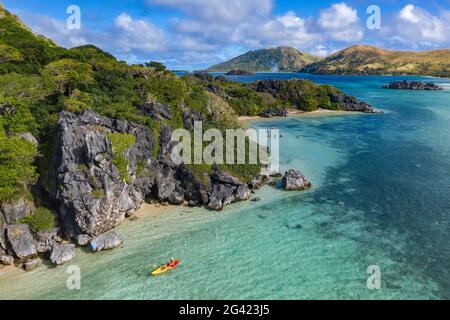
[151,260,180,276]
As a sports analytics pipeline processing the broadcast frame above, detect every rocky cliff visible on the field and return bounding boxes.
[49,108,256,239]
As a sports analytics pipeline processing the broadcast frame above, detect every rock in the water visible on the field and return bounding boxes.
[90,232,123,252]
[235,185,252,201]
[50,243,76,265]
[75,234,92,246]
[6,225,37,260]
[1,199,35,224]
[282,170,312,191]
[208,184,235,211]
[249,175,267,190]
[0,255,14,265]
[383,81,443,91]
[24,258,41,272]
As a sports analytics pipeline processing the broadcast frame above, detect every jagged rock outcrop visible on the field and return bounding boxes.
[1,199,35,224]
[260,108,288,118]
[0,210,6,251]
[248,79,382,113]
[383,81,443,90]
[282,170,312,191]
[328,93,382,113]
[225,70,255,76]
[6,225,37,260]
[48,109,263,246]
[90,232,123,252]
[50,243,76,265]
[208,165,252,210]
[137,102,173,120]
[24,258,41,272]
[50,110,155,238]
[36,228,60,254]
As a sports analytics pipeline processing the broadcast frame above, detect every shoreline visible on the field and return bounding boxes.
[238,109,361,123]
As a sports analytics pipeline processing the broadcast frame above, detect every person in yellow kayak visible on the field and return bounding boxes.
[168,258,176,268]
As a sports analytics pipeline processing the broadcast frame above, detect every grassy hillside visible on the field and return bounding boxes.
[208,46,321,72]
[300,45,450,78]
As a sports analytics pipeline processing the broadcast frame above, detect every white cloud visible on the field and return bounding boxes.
[318,3,363,42]
[232,11,319,49]
[113,13,169,53]
[148,0,272,24]
[397,4,447,43]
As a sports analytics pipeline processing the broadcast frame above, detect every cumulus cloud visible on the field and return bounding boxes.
[396,4,447,43]
[113,13,169,53]
[318,2,364,42]
[232,11,319,49]
[148,0,272,24]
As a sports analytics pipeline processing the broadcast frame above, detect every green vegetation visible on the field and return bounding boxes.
[91,188,105,199]
[208,46,321,72]
[19,207,56,232]
[301,45,450,78]
[0,4,356,209]
[108,133,136,182]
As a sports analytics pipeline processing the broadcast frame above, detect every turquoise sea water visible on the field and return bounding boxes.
[1,74,449,300]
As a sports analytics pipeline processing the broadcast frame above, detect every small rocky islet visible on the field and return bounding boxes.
[383,80,443,90]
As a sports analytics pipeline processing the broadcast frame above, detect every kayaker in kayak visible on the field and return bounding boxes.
[168,258,176,267]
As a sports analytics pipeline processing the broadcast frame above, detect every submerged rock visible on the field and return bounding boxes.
[90,232,123,252]
[6,225,37,260]
[282,170,312,191]
[50,243,76,265]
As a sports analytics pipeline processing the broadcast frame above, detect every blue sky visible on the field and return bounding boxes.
[3,0,450,69]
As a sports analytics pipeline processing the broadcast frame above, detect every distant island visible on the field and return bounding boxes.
[300,45,450,78]
[383,81,443,90]
[207,44,450,78]
[225,70,255,76]
[208,46,321,72]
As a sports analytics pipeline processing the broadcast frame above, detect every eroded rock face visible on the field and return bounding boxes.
[1,199,35,225]
[282,170,312,191]
[0,210,6,251]
[50,243,76,265]
[90,232,123,252]
[207,166,252,210]
[50,110,261,241]
[6,225,37,260]
[51,110,155,237]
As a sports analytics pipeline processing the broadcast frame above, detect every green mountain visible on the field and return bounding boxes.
[300,45,450,78]
[208,46,321,72]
